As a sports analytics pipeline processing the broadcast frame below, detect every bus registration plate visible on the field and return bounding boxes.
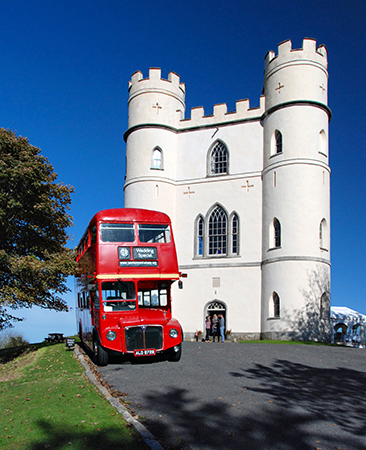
[134,349,156,357]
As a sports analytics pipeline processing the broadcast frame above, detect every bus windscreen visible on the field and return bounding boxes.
[102,281,136,312]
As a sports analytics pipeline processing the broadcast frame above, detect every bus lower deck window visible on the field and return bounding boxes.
[103,301,136,312]
[102,281,135,300]
[138,288,168,307]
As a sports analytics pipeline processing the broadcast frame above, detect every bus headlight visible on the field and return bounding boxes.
[106,330,117,341]
[169,328,179,339]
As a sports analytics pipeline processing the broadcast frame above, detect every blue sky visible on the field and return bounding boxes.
[1,0,365,342]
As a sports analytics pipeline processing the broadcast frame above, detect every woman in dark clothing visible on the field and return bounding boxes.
[211,314,219,342]
[205,315,211,342]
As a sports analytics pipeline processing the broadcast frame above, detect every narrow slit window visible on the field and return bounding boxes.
[232,214,238,255]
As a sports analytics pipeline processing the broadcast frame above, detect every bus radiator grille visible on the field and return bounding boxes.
[125,326,163,352]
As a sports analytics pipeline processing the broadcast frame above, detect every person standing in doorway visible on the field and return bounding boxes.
[205,315,211,342]
[218,314,225,343]
[212,314,219,342]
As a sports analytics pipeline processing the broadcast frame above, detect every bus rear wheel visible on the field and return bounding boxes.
[93,338,108,366]
[168,343,182,362]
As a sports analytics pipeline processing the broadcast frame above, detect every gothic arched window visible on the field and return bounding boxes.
[208,206,227,255]
[319,219,328,250]
[275,130,283,154]
[272,218,281,248]
[273,292,280,318]
[209,141,228,175]
[195,216,204,257]
[152,148,163,169]
[319,129,327,156]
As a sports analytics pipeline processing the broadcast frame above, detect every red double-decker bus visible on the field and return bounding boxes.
[75,208,183,365]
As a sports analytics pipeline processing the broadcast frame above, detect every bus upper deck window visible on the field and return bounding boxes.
[100,223,135,242]
[138,224,171,243]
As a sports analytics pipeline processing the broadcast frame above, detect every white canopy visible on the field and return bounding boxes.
[331,307,366,322]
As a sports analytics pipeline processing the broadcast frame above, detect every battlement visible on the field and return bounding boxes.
[128,68,186,101]
[178,96,265,129]
[264,38,327,77]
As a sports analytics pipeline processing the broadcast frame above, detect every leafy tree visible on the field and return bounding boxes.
[0,128,77,329]
[0,330,29,349]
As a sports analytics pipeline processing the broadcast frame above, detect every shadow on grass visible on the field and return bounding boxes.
[0,341,58,364]
[138,360,366,450]
[27,419,145,450]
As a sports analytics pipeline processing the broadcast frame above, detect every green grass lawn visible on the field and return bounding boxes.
[0,342,150,450]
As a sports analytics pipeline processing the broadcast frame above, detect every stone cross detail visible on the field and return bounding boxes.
[183,187,195,198]
[241,180,254,192]
[152,103,162,114]
[275,82,284,93]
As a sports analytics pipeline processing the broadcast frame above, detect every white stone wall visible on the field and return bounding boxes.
[123,38,331,340]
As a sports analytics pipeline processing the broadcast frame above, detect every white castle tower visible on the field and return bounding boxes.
[261,39,331,339]
[123,39,331,341]
[124,69,186,221]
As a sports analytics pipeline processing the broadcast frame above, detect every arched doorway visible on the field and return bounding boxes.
[334,323,348,344]
[206,300,227,338]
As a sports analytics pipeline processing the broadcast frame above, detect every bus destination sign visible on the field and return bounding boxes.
[133,247,157,260]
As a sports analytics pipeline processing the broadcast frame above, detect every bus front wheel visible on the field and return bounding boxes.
[168,343,182,362]
[93,338,108,366]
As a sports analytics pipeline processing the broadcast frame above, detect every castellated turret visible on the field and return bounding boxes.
[128,68,186,128]
[264,38,328,109]
[123,38,331,342]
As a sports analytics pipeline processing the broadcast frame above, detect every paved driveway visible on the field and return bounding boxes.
[98,342,366,450]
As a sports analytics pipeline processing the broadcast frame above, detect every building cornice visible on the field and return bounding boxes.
[262,256,331,266]
[261,100,332,121]
[263,157,331,175]
[179,256,331,271]
[123,115,262,142]
[124,100,331,142]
